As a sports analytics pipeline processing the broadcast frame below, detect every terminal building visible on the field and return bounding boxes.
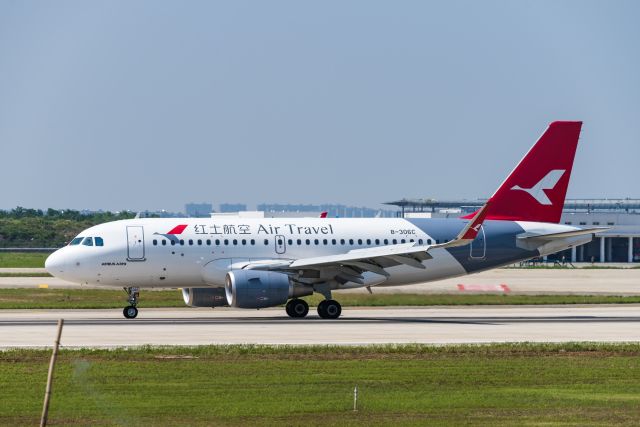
[385,198,640,263]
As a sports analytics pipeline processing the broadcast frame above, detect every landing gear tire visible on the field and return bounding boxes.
[317,299,341,319]
[123,305,138,319]
[286,299,309,318]
[123,287,140,319]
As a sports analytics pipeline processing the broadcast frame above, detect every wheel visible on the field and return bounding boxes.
[286,299,309,318]
[324,300,341,319]
[285,301,294,317]
[318,300,341,319]
[317,300,328,318]
[123,305,138,319]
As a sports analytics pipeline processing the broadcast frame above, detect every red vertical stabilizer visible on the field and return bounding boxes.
[463,121,582,223]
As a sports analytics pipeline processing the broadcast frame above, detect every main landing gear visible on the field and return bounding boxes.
[317,299,342,319]
[285,299,309,318]
[284,298,342,319]
[123,287,139,319]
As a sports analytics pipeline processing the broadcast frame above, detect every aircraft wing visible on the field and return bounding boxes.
[243,202,491,283]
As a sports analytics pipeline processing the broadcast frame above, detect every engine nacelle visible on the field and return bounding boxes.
[182,287,229,308]
[225,270,312,309]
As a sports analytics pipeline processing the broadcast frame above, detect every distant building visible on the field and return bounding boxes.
[185,203,213,218]
[257,203,395,218]
[385,198,640,263]
[219,203,247,213]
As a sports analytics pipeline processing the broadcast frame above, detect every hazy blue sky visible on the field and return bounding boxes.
[1,1,638,212]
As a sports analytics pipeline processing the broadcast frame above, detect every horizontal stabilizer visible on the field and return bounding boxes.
[517,227,609,241]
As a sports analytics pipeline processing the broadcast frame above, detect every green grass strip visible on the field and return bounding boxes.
[0,252,49,268]
[0,272,52,277]
[2,343,640,426]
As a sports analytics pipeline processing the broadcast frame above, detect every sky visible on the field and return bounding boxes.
[1,1,638,212]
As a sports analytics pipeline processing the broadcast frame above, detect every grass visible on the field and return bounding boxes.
[2,288,640,309]
[0,272,52,277]
[2,343,640,426]
[0,252,49,268]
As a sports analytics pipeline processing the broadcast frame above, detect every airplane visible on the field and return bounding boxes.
[45,121,603,319]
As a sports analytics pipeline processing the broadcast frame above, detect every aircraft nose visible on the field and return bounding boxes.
[45,249,68,276]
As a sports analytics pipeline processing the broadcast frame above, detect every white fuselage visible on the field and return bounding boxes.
[45,217,584,292]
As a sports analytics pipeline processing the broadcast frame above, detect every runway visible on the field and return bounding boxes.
[2,306,640,348]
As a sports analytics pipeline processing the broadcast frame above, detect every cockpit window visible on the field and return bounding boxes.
[95,237,104,246]
[69,237,83,246]
[82,237,94,246]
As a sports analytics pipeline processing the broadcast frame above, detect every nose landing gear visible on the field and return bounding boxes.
[123,287,140,319]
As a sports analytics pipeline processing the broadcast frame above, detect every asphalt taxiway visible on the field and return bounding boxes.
[2,306,639,348]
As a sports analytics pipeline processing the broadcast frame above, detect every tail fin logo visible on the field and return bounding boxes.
[510,169,565,205]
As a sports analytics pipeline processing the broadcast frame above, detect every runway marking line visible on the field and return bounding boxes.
[38,284,49,289]
[457,284,510,293]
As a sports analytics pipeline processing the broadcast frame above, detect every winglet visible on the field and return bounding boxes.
[433,201,491,249]
[458,201,491,241]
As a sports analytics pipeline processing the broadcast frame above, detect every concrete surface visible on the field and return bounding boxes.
[2,306,640,348]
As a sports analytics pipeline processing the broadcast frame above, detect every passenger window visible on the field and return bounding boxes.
[297,239,302,245]
[197,239,202,245]
[224,239,229,245]
[427,239,432,244]
[418,239,423,245]
[305,239,310,245]
[188,239,193,245]
[251,239,255,245]
[95,237,104,247]
[264,239,269,245]
[392,239,397,244]
[69,237,83,246]
[242,239,247,245]
[215,239,220,246]
[340,239,345,245]
[332,239,336,245]
[171,240,176,246]
[323,239,327,245]
[82,237,93,246]
[401,239,406,244]
[357,239,362,245]
[180,239,185,246]
[288,239,293,245]
[233,239,238,245]
[314,239,319,245]
[153,239,158,246]
[410,239,414,243]
[206,239,211,246]
[375,239,380,245]
[162,240,167,246]
[349,239,354,245]
[366,239,371,245]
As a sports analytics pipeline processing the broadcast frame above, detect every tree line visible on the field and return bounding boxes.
[0,207,136,248]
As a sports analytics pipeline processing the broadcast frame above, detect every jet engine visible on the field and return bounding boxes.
[182,287,229,308]
[225,270,312,309]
